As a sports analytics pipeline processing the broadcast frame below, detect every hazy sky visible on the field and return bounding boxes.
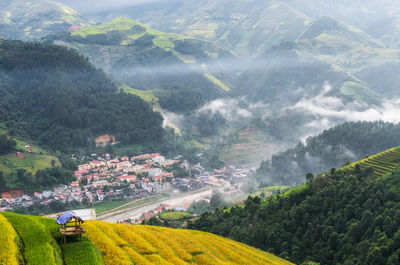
[60,0,171,13]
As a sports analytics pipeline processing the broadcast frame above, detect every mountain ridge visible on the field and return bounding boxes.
[45,16,234,112]
[0,0,92,40]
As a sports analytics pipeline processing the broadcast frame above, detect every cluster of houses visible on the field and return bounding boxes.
[0,151,250,213]
[0,153,180,211]
[71,153,177,188]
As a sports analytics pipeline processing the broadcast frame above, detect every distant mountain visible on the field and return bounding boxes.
[0,0,92,40]
[141,0,313,55]
[44,17,234,112]
[294,16,400,99]
[0,39,163,151]
[75,0,313,55]
[286,0,400,49]
[81,0,400,102]
[234,41,382,108]
[297,16,383,49]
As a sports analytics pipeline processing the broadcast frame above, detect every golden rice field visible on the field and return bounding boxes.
[0,212,293,265]
[83,221,293,265]
[0,214,20,265]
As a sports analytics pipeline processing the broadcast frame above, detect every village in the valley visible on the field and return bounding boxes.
[0,145,249,223]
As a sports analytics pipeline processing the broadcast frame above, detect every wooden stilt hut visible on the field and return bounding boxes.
[56,211,85,244]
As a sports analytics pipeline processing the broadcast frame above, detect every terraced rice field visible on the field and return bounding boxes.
[0,212,293,265]
[347,147,400,176]
[1,212,102,265]
[1,212,64,265]
[0,214,20,265]
[83,221,293,265]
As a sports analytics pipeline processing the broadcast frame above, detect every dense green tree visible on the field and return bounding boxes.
[0,171,6,192]
[190,168,400,264]
[0,134,16,155]
[257,121,400,185]
[210,190,226,209]
[0,40,163,151]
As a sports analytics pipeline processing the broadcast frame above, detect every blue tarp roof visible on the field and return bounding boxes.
[56,211,80,225]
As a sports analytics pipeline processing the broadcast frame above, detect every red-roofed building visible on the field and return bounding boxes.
[2,190,23,199]
[70,181,80,187]
[155,204,170,212]
[95,134,117,147]
[117,175,137,183]
[144,212,155,220]
[78,164,90,171]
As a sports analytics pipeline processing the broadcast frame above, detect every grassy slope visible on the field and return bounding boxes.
[0,127,60,175]
[71,17,187,50]
[0,153,60,175]
[0,212,292,265]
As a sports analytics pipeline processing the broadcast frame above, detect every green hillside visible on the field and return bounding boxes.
[191,152,400,264]
[0,0,92,40]
[256,121,400,185]
[0,128,60,175]
[0,153,60,175]
[71,17,185,50]
[0,212,292,265]
[45,17,233,112]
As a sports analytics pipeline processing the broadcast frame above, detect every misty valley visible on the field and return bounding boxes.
[1,0,400,264]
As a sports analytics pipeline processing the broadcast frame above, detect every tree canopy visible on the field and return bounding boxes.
[0,40,163,151]
[191,167,400,265]
[257,121,400,185]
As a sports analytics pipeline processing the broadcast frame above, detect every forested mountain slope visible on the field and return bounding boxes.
[191,156,400,264]
[0,39,163,151]
[256,121,400,185]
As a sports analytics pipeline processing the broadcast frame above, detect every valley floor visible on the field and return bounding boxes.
[98,188,214,223]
